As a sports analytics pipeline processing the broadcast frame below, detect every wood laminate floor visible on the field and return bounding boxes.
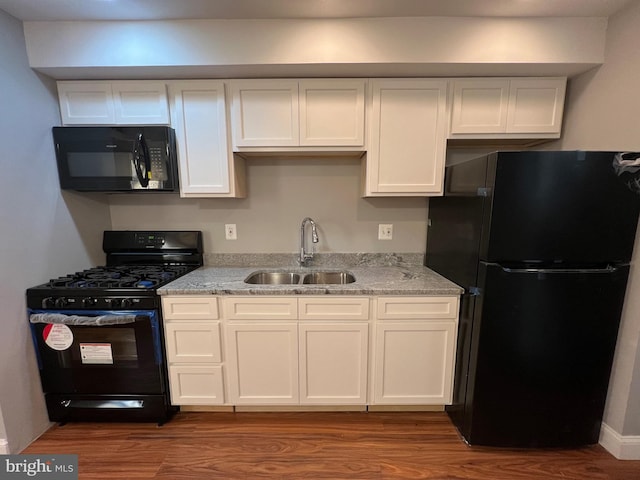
[22,411,640,479]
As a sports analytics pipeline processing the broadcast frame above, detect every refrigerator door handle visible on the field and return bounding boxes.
[498,265,619,274]
[466,286,481,296]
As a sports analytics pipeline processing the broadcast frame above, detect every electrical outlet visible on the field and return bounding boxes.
[225,224,237,240]
[378,224,393,240]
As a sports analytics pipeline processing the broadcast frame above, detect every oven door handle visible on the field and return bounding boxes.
[29,312,139,326]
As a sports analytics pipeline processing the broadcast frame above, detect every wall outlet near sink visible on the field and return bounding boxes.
[225,224,237,240]
[378,224,393,240]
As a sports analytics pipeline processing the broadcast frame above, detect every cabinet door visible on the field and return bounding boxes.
[168,365,225,405]
[169,81,242,197]
[165,321,221,363]
[230,80,299,147]
[506,78,566,134]
[57,81,116,125]
[373,321,456,405]
[366,79,448,196]
[449,77,566,138]
[299,80,365,147]
[225,322,299,404]
[111,81,170,124]
[450,79,510,134]
[299,323,368,404]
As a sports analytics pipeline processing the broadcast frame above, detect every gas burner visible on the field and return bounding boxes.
[43,265,194,290]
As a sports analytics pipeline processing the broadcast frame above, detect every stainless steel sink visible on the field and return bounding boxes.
[302,271,356,285]
[244,270,356,285]
[244,271,301,284]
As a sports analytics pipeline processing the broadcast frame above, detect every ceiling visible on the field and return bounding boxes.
[0,0,635,22]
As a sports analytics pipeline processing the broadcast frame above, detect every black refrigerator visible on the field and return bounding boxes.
[426,151,640,448]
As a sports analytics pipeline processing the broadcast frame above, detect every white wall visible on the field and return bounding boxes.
[22,17,607,79]
[0,9,111,453]
[555,0,640,444]
[110,157,428,254]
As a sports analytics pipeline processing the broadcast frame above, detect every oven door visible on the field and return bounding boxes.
[28,309,165,395]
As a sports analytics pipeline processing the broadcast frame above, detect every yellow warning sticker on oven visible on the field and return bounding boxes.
[43,323,73,350]
[80,343,114,364]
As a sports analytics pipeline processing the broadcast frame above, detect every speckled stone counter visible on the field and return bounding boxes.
[158,253,463,296]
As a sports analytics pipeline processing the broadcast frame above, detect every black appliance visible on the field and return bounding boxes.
[27,230,203,424]
[52,126,178,192]
[426,151,640,447]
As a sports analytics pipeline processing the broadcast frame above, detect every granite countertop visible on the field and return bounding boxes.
[158,253,463,296]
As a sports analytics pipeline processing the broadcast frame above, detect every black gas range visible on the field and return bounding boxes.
[27,230,203,424]
[27,231,203,311]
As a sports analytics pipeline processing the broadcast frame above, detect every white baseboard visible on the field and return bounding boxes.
[0,438,8,454]
[599,423,640,460]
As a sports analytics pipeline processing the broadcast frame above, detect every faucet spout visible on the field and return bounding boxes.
[299,217,319,266]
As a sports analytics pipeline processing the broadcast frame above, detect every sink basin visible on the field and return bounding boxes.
[302,271,356,285]
[244,271,301,285]
[244,270,356,285]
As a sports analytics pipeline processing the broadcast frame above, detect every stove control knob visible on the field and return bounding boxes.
[54,297,68,308]
[42,297,56,308]
[82,297,95,308]
[120,298,133,308]
[107,298,121,308]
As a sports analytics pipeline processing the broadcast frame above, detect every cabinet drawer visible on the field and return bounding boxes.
[298,297,370,320]
[165,322,221,363]
[223,297,297,320]
[376,297,459,320]
[162,296,219,320]
[168,365,225,405]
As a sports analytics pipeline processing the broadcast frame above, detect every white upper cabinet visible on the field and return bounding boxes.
[299,80,365,146]
[57,81,170,125]
[230,79,366,150]
[111,81,170,124]
[168,80,245,198]
[506,78,566,134]
[364,79,449,197]
[57,82,115,124]
[230,80,299,147]
[450,77,566,138]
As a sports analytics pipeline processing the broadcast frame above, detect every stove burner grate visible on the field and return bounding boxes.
[44,265,193,290]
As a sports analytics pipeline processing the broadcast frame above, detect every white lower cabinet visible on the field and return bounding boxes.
[372,296,459,405]
[162,296,225,405]
[168,365,225,405]
[223,296,369,406]
[225,322,300,404]
[299,323,368,404]
[162,294,459,408]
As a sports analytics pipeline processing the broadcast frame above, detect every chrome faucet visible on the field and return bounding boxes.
[299,217,319,266]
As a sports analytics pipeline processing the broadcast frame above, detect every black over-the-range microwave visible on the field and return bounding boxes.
[52,126,179,192]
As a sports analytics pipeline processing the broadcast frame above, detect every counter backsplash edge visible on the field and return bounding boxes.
[203,253,425,268]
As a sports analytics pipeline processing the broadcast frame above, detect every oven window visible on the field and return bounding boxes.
[67,152,133,177]
[71,327,138,365]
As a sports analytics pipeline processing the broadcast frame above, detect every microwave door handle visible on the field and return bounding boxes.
[133,133,150,188]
